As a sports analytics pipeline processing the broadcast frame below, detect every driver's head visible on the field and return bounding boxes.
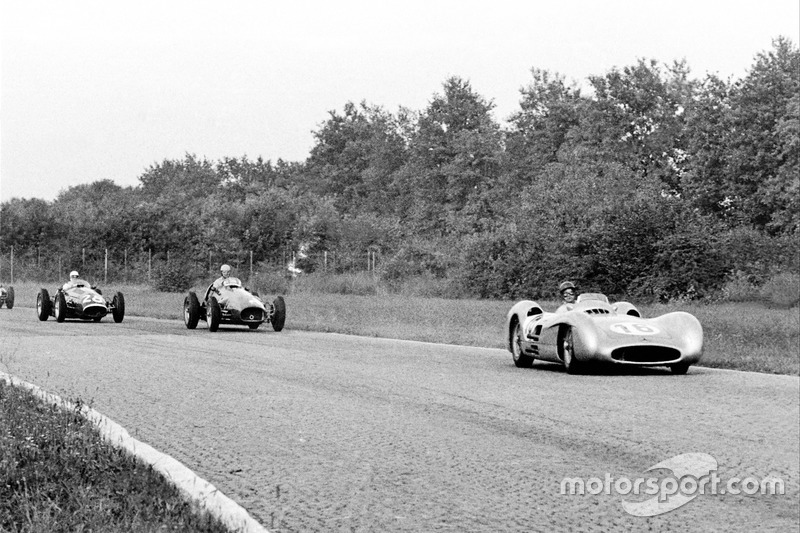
[559,281,577,304]
[220,264,231,278]
[70,270,79,280]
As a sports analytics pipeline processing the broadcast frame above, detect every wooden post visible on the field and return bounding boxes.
[148,249,152,282]
[324,251,327,271]
[10,247,14,284]
[249,250,253,281]
[104,248,108,284]
[124,249,128,283]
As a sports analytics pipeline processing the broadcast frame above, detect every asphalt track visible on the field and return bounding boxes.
[1,308,798,532]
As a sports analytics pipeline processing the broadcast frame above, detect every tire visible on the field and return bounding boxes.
[36,289,51,321]
[511,321,534,368]
[248,323,260,330]
[112,292,125,323]
[561,327,584,375]
[184,292,200,329]
[5,287,13,309]
[54,291,67,322]
[271,296,286,332]
[670,362,690,375]
[207,297,221,332]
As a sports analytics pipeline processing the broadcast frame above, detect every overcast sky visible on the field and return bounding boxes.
[1,0,798,202]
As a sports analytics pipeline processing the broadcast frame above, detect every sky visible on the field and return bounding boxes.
[1,0,798,202]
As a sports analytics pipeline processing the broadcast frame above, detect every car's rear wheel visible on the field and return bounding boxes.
[54,292,67,322]
[112,292,125,323]
[36,289,50,321]
[271,296,286,332]
[184,292,200,329]
[670,362,690,375]
[511,321,533,368]
[561,327,584,374]
[5,287,14,309]
[207,297,221,332]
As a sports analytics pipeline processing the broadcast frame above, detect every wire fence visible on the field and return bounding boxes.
[0,246,381,285]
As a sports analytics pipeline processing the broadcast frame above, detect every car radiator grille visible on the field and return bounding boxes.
[241,308,263,322]
[611,346,681,363]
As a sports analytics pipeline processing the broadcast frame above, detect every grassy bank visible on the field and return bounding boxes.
[0,379,232,533]
[6,281,799,375]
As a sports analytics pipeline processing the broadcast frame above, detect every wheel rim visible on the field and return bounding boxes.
[563,330,574,367]
[512,323,523,361]
[184,302,190,324]
[37,295,42,315]
[54,297,60,315]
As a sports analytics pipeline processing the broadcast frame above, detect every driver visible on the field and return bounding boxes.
[556,281,578,313]
[212,264,233,290]
[63,270,81,290]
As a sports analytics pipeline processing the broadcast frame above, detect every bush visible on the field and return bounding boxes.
[760,272,800,308]
[294,272,378,296]
[248,268,292,295]
[151,262,194,293]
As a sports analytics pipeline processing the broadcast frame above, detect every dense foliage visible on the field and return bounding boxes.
[2,38,798,301]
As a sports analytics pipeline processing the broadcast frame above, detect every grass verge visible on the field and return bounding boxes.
[6,281,800,375]
[0,379,234,533]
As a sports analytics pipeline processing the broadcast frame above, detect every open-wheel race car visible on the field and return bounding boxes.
[36,280,125,323]
[506,293,703,374]
[183,277,286,332]
[0,285,14,309]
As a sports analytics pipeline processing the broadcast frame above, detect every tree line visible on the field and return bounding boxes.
[2,37,797,300]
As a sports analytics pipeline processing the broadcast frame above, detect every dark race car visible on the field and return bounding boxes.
[37,279,125,323]
[0,285,14,309]
[183,277,285,332]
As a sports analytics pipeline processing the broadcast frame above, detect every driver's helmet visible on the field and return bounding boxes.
[220,264,231,278]
[70,270,79,280]
[559,281,576,293]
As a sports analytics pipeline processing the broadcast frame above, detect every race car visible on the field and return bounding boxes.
[183,277,285,332]
[0,285,14,309]
[506,293,703,374]
[36,280,125,323]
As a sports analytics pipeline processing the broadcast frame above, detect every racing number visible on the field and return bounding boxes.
[610,322,660,335]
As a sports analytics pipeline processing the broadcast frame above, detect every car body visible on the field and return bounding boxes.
[36,280,125,323]
[183,277,285,332]
[0,285,14,309]
[506,293,703,374]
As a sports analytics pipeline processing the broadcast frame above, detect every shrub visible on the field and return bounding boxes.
[760,272,800,308]
[248,268,292,295]
[151,262,194,293]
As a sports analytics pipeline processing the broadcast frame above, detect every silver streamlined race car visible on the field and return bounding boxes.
[506,293,703,374]
[183,277,286,332]
[36,280,125,323]
[0,285,14,309]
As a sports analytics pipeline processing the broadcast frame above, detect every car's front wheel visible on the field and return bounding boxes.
[4,287,14,309]
[511,321,533,368]
[561,327,584,375]
[54,291,67,322]
[184,292,200,329]
[207,297,221,332]
[271,296,286,332]
[36,289,50,321]
[112,292,125,323]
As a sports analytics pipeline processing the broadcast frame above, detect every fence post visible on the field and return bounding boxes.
[82,248,85,273]
[104,248,108,284]
[148,249,152,283]
[10,247,13,284]
[249,250,253,281]
[124,249,127,283]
